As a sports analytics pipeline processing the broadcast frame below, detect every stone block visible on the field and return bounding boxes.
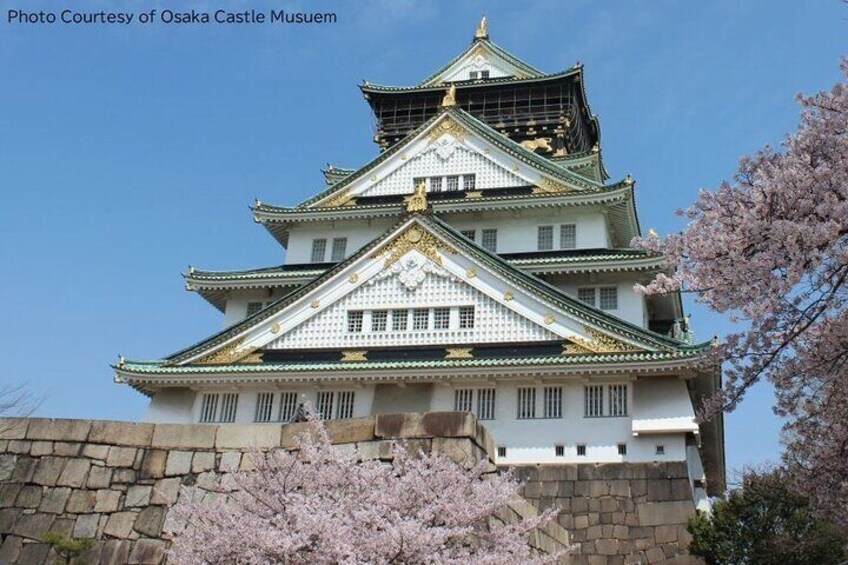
[557,481,575,497]
[13,512,55,539]
[95,489,122,512]
[106,446,138,467]
[26,418,91,441]
[89,420,155,447]
[647,480,671,502]
[596,538,619,555]
[126,485,152,507]
[82,443,111,460]
[0,535,23,563]
[31,440,53,456]
[613,524,629,540]
[165,450,193,476]
[66,489,97,513]
[39,487,71,514]
[101,540,131,565]
[609,480,630,497]
[18,542,50,563]
[151,478,181,505]
[655,524,679,544]
[0,453,16,480]
[0,417,29,439]
[134,506,166,537]
[572,496,589,513]
[104,511,137,538]
[671,478,693,501]
[129,538,167,564]
[152,423,216,449]
[54,441,83,456]
[87,465,113,488]
[52,516,75,537]
[15,484,42,508]
[375,412,477,440]
[74,513,101,538]
[646,547,666,563]
[600,497,619,512]
[7,439,31,453]
[58,458,91,487]
[216,423,282,449]
[0,483,21,507]
[574,514,589,530]
[113,468,137,483]
[32,456,66,485]
[191,451,216,473]
[219,451,242,472]
[637,501,696,527]
[140,449,168,479]
[0,508,17,534]
[586,525,603,540]
[431,437,478,466]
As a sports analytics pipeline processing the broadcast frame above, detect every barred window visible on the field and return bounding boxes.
[433,307,450,330]
[278,392,298,422]
[199,393,219,423]
[460,229,476,241]
[336,391,355,420]
[609,384,628,417]
[578,287,596,307]
[311,239,327,263]
[254,392,274,423]
[454,389,473,412]
[459,306,475,329]
[555,444,565,457]
[347,310,363,333]
[497,446,507,458]
[480,70,490,79]
[537,226,554,251]
[599,287,618,310]
[469,71,479,79]
[584,385,604,418]
[430,177,443,192]
[219,393,238,423]
[463,174,476,190]
[618,443,628,456]
[330,237,347,261]
[316,391,334,420]
[371,310,388,332]
[200,393,238,423]
[577,444,587,456]
[560,224,576,249]
[481,229,498,252]
[656,445,665,455]
[245,302,263,318]
[477,389,496,420]
[517,388,536,419]
[413,308,429,330]
[392,310,408,332]
[446,175,460,191]
[544,387,563,419]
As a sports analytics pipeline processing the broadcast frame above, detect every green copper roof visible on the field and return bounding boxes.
[363,67,579,93]
[417,38,545,87]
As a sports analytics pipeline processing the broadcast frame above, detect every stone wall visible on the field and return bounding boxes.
[0,413,568,564]
[514,464,703,565]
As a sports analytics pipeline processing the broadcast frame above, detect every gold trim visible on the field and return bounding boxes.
[371,225,457,268]
[441,84,457,107]
[348,273,359,283]
[464,190,483,199]
[194,336,262,365]
[503,291,514,301]
[311,300,320,309]
[584,326,642,353]
[321,189,356,208]
[562,340,592,355]
[341,350,368,362]
[543,314,555,325]
[427,116,467,143]
[532,176,575,195]
[270,323,281,334]
[466,268,477,278]
[406,182,428,213]
[474,15,488,40]
[445,347,474,359]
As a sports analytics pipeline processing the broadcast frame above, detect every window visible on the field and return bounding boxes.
[413,308,429,330]
[347,310,364,333]
[609,384,628,417]
[656,445,665,456]
[560,224,576,249]
[543,387,563,419]
[330,237,347,261]
[599,287,618,310]
[371,310,388,332]
[584,385,604,418]
[537,226,554,251]
[318,391,354,420]
[477,389,496,420]
[555,444,565,457]
[497,446,507,458]
[316,391,333,420]
[446,175,460,191]
[517,388,536,419]
[433,307,450,330]
[469,71,479,80]
[392,310,408,332]
[480,70,490,79]
[336,391,355,420]
[481,229,498,252]
[460,229,476,241]
[578,287,597,307]
[311,239,327,263]
[577,444,587,457]
[200,393,238,423]
[459,306,475,329]
[463,174,476,190]
[278,392,298,422]
[246,302,263,318]
[255,392,274,423]
[430,177,442,192]
[454,389,473,412]
[617,443,628,456]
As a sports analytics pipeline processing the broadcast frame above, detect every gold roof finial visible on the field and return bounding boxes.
[441,83,457,107]
[474,15,488,40]
[406,181,428,213]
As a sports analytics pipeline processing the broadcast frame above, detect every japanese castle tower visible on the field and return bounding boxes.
[115,18,724,498]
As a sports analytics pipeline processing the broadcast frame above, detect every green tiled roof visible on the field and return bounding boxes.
[416,38,545,87]
[363,67,578,93]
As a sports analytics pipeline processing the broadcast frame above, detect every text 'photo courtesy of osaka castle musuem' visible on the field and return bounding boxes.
[113,15,723,507]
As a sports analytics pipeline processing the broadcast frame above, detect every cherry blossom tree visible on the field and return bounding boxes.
[169,416,561,564]
[635,60,848,525]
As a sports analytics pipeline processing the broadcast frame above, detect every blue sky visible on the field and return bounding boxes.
[1,0,845,479]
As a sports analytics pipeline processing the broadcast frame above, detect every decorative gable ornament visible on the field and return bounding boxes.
[432,136,459,161]
[367,253,454,292]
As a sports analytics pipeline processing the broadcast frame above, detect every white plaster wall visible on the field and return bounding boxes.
[552,280,647,328]
[143,389,196,423]
[439,54,515,82]
[285,219,395,265]
[222,289,291,328]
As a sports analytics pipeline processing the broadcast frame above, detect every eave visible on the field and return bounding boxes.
[362,67,579,95]
[415,37,546,87]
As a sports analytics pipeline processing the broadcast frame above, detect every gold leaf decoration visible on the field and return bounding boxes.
[194,336,262,365]
[532,177,575,195]
[543,314,555,325]
[562,341,593,355]
[371,226,457,268]
[427,116,467,143]
[341,350,368,362]
[464,191,483,199]
[584,326,642,353]
[311,300,320,309]
[445,347,474,359]
[348,273,359,283]
[321,189,356,208]
[503,291,514,301]
[466,268,477,278]
[270,323,281,334]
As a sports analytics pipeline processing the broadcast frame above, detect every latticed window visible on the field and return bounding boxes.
[609,384,628,417]
[254,393,274,423]
[599,287,618,310]
[517,388,536,419]
[584,385,604,418]
[371,310,388,332]
[481,229,497,252]
[578,287,596,307]
[412,308,429,330]
[446,175,460,191]
[430,177,443,192]
[331,237,347,261]
[618,443,628,456]
[544,387,563,419]
[311,239,327,262]
[560,224,576,249]
[199,393,219,423]
[460,229,476,241]
[577,444,587,456]
[336,391,355,419]
[392,309,408,331]
[477,389,496,420]
[347,310,363,333]
[555,445,565,457]
[463,174,476,190]
[480,70,490,79]
[454,389,473,412]
[537,226,554,251]
[459,306,475,329]
[278,392,298,422]
[316,391,334,420]
[245,302,263,318]
[200,393,238,423]
[433,307,450,330]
